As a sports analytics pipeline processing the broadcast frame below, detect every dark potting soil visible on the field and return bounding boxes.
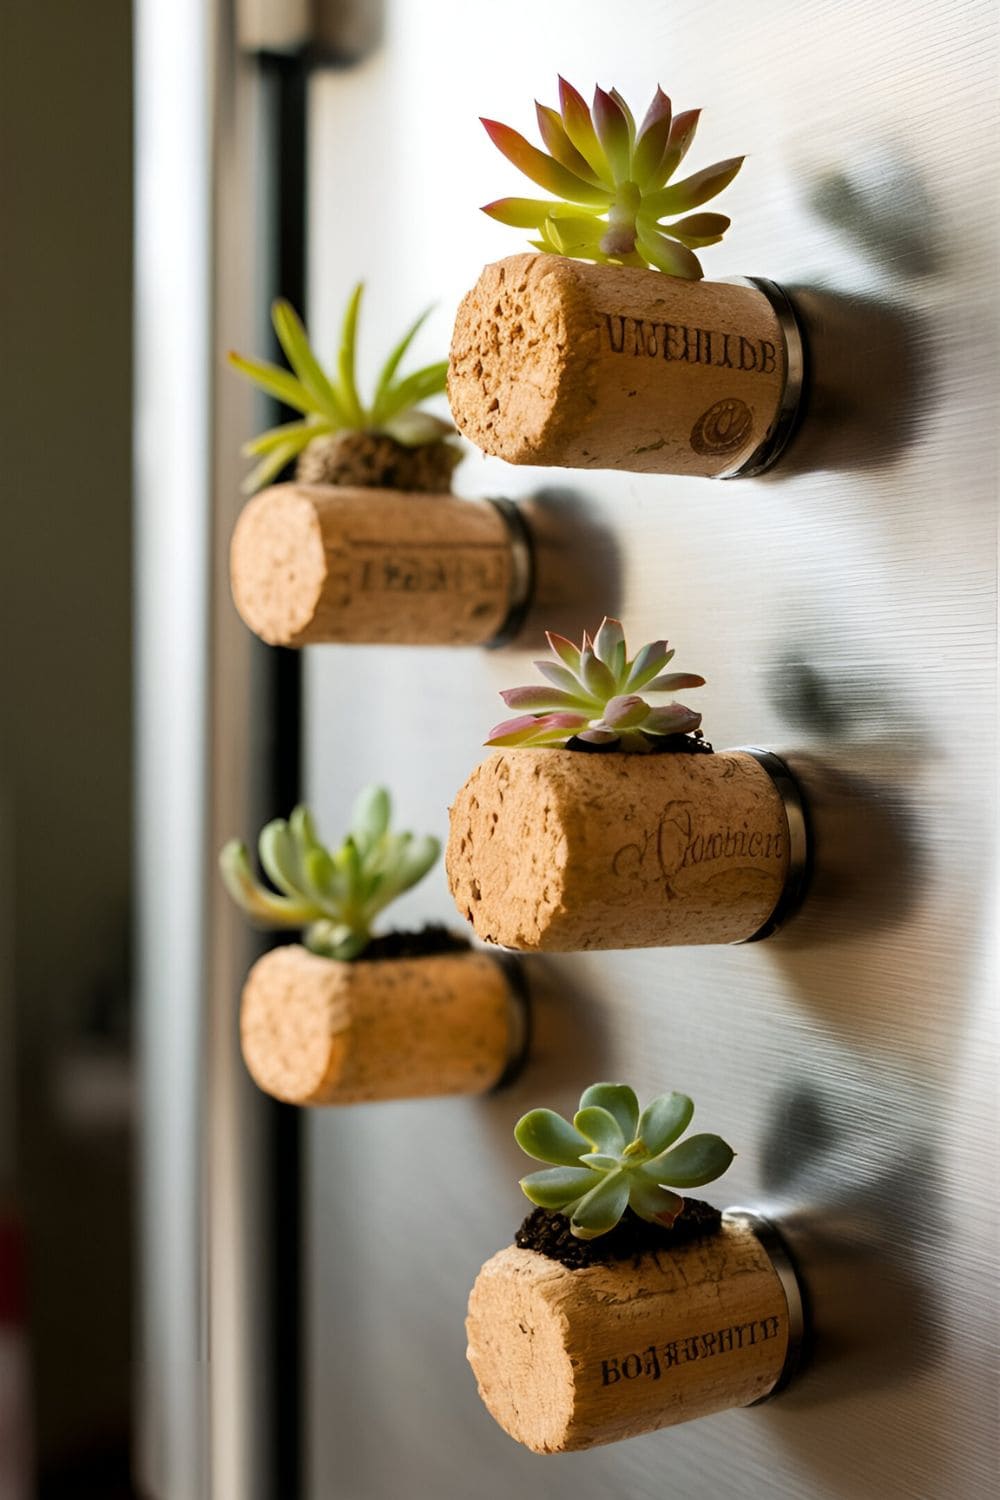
[566,732,714,755]
[515,1200,722,1270]
[361,925,470,962]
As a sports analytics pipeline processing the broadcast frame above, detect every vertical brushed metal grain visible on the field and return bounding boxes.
[304,3,998,1496]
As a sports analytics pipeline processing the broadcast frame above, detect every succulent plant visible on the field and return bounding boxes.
[228,285,457,493]
[219,787,440,961]
[516,1082,734,1240]
[481,78,743,279]
[486,616,704,751]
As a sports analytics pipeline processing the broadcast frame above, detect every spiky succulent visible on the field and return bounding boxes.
[516,1082,734,1240]
[228,285,455,492]
[219,787,440,961]
[486,617,704,751]
[481,78,743,279]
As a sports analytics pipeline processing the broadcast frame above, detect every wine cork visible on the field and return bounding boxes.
[230,484,518,646]
[447,749,791,950]
[449,254,791,477]
[466,1220,790,1453]
[239,944,518,1105]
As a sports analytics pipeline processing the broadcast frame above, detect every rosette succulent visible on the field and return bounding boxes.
[228,285,459,493]
[486,617,705,751]
[219,787,440,961]
[481,78,743,279]
[516,1082,734,1240]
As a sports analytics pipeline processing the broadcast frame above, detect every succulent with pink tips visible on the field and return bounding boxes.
[480,78,743,279]
[486,617,705,752]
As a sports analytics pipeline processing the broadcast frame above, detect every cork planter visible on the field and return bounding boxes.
[229,484,531,648]
[240,940,525,1106]
[449,254,803,479]
[466,1207,804,1453]
[447,746,808,951]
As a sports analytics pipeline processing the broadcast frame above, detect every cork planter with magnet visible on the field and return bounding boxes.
[449,79,802,479]
[467,1083,804,1453]
[447,619,808,951]
[220,788,525,1106]
[228,286,531,648]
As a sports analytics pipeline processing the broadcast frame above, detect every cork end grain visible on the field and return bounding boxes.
[447,749,790,950]
[230,485,328,645]
[449,254,598,465]
[239,944,515,1105]
[467,1225,790,1453]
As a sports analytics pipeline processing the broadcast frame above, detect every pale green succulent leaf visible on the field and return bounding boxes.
[382,411,455,447]
[351,786,390,852]
[218,841,315,927]
[519,1166,598,1209]
[639,1133,734,1189]
[627,1178,685,1226]
[241,437,310,495]
[637,1092,694,1156]
[569,1171,630,1239]
[335,281,366,427]
[258,819,309,900]
[578,1083,639,1142]
[515,1107,590,1166]
[625,641,674,691]
[573,1104,627,1155]
[241,418,332,458]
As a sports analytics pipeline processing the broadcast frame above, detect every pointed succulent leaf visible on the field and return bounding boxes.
[632,90,673,187]
[241,435,316,494]
[242,418,331,458]
[593,616,625,672]
[519,1166,597,1209]
[637,1092,694,1156]
[370,303,433,416]
[608,88,637,141]
[627,1178,685,1227]
[218,841,316,926]
[533,660,594,699]
[226,353,327,419]
[655,108,702,185]
[481,196,559,228]
[499,685,591,713]
[625,641,673,690]
[643,672,706,693]
[573,1105,627,1154]
[375,361,450,423]
[481,118,611,206]
[545,631,582,671]
[601,694,651,729]
[335,281,366,427]
[578,1083,640,1142]
[535,102,601,182]
[271,299,345,422]
[646,157,745,217]
[592,87,632,183]
[485,712,589,747]
[556,76,611,179]
[544,214,606,257]
[351,785,390,851]
[515,1108,590,1166]
[641,1132,735,1189]
[569,1171,630,1239]
[636,227,705,278]
[663,212,731,247]
[580,648,618,701]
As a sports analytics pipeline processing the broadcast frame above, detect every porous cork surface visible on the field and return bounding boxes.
[295,430,461,492]
[515,1201,722,1269]
[446,749,789,950]
[239,944,515,1105]
[448,253,787,476]
[466,1220,789,1453]
[230,483,514,646]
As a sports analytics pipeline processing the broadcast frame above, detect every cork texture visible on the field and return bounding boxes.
[230,484,515,646]
[447,749,789,950]
[449,253,787,477]
[239,944,515,1105]
[466,1221,789,1453]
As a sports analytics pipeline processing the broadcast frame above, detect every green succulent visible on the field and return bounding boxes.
[219,787,440,961]
[228,285,454,492]
[486,616,705,751]
[481,78,743,278]
[516,1082,734,1240]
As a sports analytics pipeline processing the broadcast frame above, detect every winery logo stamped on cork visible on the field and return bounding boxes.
[690,398,754,456]
[599,1314,785,1388]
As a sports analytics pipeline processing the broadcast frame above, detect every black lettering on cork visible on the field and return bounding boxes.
[600,313,777,378]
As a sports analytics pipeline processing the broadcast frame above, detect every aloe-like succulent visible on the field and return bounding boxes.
[481,78,743,279]
[486,617,704,751]
[219,788,440,961]
[228,285,455,492]
[516,1082,734,1240]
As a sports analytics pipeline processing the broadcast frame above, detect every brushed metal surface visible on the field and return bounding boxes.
[304,3,998,1496]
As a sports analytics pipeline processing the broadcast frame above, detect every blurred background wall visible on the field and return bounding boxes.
[1,1,135,1493]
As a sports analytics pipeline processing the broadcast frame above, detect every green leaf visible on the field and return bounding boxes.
[241,436,310,495]
[640,1133,734,1189]
[592,88,631,183]
[482,117,612,207]
[515,1107,591,1166]
[271,299,346,423]
[578,1083,639,1142]
[579,649,617,703]
[625,641,673,691]
[351,786,390,851]
[545,632,582,672]
[645,157,744,217]
[335,282,366,428]
[635,227,704,279]
[543,214,605,257]
[218,841,315,927]
[627,1178,685,1227]
[375,361,450,424]
[227,352,327,417]
[636,1092,694,1156]
[241,418,331,458]
[303,846,340,907]
[569,1171,630,1239]
[593,617,625,675]
[258,819,307,899]
[557,76,611,181]
[519,1166,597,1209]
[380,411,454,448]
[535,101,601,182]
[370,303,434,420]
[573,1105,626,1154]
[481,196,558,229]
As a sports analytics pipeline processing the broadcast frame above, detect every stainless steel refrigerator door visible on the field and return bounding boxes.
[303,3,997,1496]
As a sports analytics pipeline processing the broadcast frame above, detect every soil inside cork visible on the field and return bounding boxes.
[361,924,470,962]
[567,732,714,755]
[516,1201,722,1270]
